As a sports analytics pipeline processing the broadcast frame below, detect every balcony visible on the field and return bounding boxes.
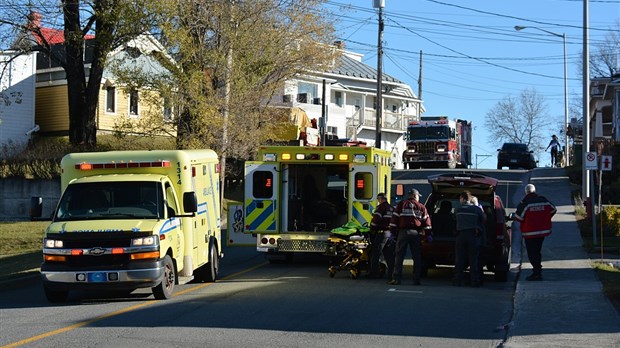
[346,108,418,138]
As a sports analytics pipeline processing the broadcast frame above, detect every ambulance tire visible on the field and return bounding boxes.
[152,255,175,300]
[44,285,68,303]
[200,242,219,282]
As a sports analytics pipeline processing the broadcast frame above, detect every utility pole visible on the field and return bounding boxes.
[374,0,384,149]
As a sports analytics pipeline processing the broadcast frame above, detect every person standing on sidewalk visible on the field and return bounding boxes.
[512,184,557,281]
[368,192,394,279]
[388,188,431,286]
[546,135,561,167]
[453,190,486,287]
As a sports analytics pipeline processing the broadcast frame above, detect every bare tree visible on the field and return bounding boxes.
[485,88,551,155]
[590,20,620,78]
[0,0,156,147]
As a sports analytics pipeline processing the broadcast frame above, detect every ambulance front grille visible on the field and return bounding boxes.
[278,239,326,252]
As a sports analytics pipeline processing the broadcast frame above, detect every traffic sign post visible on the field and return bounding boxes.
[585,152,598,170]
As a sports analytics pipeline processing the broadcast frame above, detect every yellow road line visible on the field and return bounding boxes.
[1,261,268,348]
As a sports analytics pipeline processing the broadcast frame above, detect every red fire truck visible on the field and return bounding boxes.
[402,116,472,169]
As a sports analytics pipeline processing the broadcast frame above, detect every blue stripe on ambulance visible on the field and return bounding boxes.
[245,199,276,231]
[352,203,373,226]
[160,218,180,234]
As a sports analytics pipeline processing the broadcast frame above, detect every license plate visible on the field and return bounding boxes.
[87,272,107,282]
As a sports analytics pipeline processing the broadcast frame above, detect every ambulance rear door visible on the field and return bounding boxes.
[244,162,279,234]
[349,163,377,226]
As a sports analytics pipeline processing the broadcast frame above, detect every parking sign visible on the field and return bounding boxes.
[585,152,598,170]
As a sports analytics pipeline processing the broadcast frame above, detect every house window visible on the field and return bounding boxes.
[106,86,116,113]
[129,90,139,116]
[163,98,173,122]
[297,82,317,104]
[334,91,343,107]
[327,126,338,134]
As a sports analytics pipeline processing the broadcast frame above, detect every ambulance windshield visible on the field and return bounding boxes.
[55,182,164,221]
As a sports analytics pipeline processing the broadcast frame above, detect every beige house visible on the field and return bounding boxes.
[29,17,173,136]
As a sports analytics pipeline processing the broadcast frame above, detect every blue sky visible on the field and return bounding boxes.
[324,0,620,168]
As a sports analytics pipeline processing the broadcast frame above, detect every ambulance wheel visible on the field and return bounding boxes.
[152,255,175,300]
[197,241,219,282]
[44,286,68,303]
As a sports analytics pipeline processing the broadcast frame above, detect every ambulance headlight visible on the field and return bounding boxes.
[132,236,158,246]
[263,153,276,161]
[44,239,63,248]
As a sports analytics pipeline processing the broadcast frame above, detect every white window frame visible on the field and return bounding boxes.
[105,86,116,114]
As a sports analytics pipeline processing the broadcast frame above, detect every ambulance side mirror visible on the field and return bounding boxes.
[183,192,198,213]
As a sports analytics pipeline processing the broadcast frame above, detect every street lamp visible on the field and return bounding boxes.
[515,25,569,167]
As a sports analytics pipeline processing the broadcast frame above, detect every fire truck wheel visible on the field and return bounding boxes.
[448,160,456,169]
[44,286,68,303]
[152,255,176,300]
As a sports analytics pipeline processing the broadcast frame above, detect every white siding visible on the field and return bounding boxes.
[0,52,36,148]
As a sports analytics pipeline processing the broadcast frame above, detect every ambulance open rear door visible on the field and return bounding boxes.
[244,162,279,234]
[349,164,377,226]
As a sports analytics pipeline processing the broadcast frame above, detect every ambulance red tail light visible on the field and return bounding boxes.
[215,163,221,173]
[265,178,272,188]
[356,179,364,189]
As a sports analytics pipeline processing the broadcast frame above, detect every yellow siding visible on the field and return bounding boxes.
[35,85,70,133]
[37,83,174,136]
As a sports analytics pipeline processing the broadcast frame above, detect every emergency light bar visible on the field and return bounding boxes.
[75,161,171,170]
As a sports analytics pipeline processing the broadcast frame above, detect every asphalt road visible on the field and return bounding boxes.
[0,169,530,348]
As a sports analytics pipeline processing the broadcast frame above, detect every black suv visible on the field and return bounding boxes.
[421,173,511,282]
[497,143,536,169]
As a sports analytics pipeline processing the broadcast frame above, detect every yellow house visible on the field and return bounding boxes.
[33,27,174,136]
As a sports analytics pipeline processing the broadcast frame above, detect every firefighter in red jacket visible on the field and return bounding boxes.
[511,184,557,281]
[368,193,394,279]
[388,188,431,286]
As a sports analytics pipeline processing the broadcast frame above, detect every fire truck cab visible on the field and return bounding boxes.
[402,116,472,169]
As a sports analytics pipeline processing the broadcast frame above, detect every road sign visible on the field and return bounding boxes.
[585,152,598,170]
[601,155,613,171]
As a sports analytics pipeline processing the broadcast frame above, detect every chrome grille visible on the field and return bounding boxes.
[278,239,326,252]
[417,142,435,154]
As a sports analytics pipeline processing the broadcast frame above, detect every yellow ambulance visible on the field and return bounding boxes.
[33,150,222,302]
[244,145,392,261]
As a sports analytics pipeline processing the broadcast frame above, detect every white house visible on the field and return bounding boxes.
[270,49,424,169]
[0,51,37,149]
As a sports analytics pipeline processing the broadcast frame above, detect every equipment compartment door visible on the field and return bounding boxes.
[349,165,377,226]
[244,162,279,233]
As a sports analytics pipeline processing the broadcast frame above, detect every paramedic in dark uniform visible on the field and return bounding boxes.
[368,192,394,279]
[453,190,486,287]
[388,188,430,286]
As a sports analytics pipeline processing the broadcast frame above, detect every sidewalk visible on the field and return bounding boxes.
[505,168,620,347]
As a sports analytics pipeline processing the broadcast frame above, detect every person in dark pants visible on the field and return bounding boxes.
[546,134,561,167]
[453,190,486,287]
[368,193,394,279]
[511,184,557,281]
[388,188,431,286]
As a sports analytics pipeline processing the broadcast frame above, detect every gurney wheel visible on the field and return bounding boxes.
[328,268,336,278]
[350,269,359,279]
